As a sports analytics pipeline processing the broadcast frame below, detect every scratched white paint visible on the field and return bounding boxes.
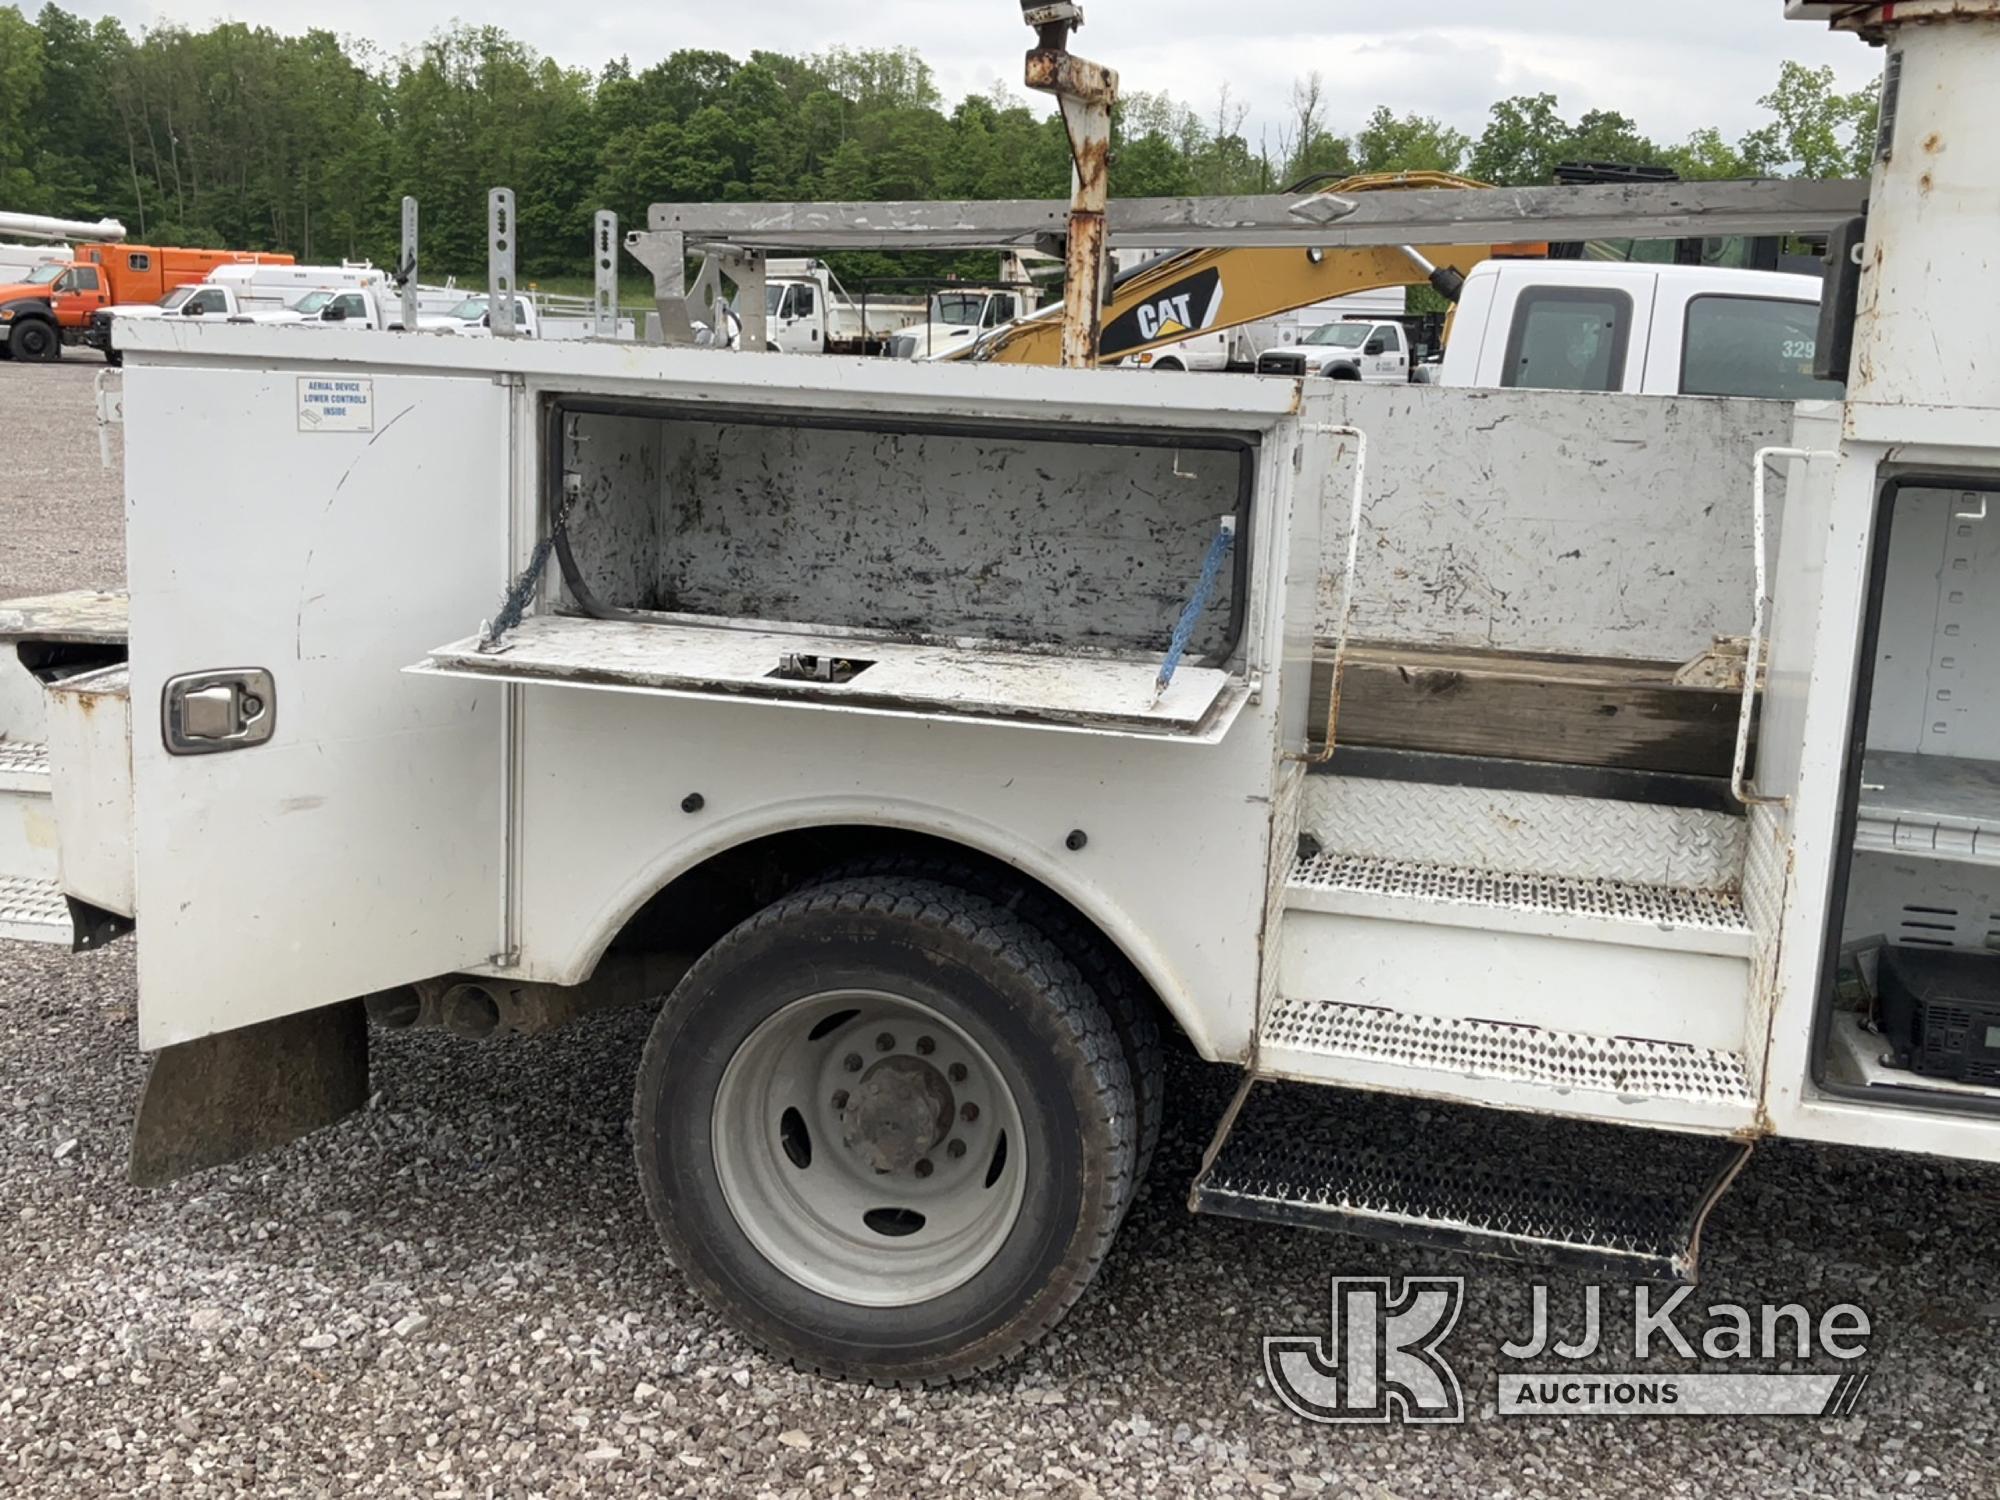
[566,410,1245,658]
[1310,384,1796,661]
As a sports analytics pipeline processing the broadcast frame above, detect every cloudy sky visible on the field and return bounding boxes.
[75,1,1884,149]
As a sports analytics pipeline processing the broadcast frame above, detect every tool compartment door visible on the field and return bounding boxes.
[127,363,507,1049]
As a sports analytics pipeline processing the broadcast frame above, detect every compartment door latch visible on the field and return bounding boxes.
[162,669,277,755]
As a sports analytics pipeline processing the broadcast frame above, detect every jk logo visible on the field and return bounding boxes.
[1265,1277,1466,1425]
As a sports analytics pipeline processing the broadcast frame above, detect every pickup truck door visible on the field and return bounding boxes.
[1371,324,1406,382]
[126,360,508,1048]
[51,265,105,326]
[1476,271,1657,394]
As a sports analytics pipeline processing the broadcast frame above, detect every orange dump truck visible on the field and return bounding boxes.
[0,243,294,361]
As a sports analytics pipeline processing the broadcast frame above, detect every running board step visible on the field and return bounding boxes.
[1190,1079,1751,1283]
[0,873,71,945]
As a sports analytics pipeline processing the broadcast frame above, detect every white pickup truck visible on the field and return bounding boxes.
[1251,263,1836,400]
[91,268,400,360]
[1253,318,1415,382]
[754,259,924,355]
[1437,260,1837,398]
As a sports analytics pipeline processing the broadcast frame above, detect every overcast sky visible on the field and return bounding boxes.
[77,1,1884,149]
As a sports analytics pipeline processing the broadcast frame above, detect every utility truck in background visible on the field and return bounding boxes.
[0,211,126,285]
[89,265,400,361]
[882,285,1039,359]
[749,259,925,354]
[8,0,1999,1394]
[0,242,294,361]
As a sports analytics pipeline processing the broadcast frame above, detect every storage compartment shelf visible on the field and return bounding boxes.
[1855,750,2000,865]
[414,615,1244,740]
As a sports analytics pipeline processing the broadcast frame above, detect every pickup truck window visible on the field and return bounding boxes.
[1503,287,1632,392]
[187,288,230,315]
[793,284,816,317]
[1680,295,1844,400]
[159,287,196,311]
[54,267,99,293]
[1376,325,1403,353]
[1301,323,1372,348]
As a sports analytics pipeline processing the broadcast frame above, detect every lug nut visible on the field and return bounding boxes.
[915,1158,934,1178]
[960,1102,979,1123]
[947,1139,967,1159]
[915,1036,936,1055]
[831,1090,849,1110]
[843,1053,863,1073]
[948,1063,968,1083]
[875,1032,896,1053]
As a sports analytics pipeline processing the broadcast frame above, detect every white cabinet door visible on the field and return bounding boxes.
[126,363,508,1048]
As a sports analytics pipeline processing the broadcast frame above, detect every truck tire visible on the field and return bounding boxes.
[12,319,59,363]
[633,876,1136,1386]
[805,851,1165,1188]
[1151,357,1185,372]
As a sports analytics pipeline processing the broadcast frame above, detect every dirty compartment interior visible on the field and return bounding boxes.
[421,399,1259,737]
[1820,477,2000,1114]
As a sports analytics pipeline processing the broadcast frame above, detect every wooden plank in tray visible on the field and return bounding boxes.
[1308,644,1747,778]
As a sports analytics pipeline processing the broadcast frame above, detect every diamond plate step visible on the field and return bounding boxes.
[1286,852,1752,957]
[0,739,50,795]
[1264,1000,1752,1120]
[0,874,69,945]
[1191,1079,1752,1282]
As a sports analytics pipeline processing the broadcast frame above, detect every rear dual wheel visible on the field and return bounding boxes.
[633,877,1136,1385]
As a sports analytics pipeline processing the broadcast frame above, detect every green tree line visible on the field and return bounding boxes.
[0,5,1879,282]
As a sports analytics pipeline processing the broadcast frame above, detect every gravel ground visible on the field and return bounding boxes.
[3,360,2000,1497]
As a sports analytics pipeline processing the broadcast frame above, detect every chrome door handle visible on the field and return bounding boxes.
[162,669,276,755]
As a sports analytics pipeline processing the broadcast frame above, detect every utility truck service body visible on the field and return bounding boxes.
[3,0,1996,1391]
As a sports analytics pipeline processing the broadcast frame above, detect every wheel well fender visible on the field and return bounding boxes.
[566,819,1209,1056]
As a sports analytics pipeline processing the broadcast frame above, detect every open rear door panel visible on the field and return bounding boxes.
[126,365,508,1048]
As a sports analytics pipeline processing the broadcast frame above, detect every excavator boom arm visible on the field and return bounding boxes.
[965,173,1542,367]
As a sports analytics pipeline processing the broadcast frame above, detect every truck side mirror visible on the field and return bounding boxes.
[324,303,348,322]
[1364,339,1386,356]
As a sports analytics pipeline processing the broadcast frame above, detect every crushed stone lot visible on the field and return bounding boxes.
[3,360,1999,1497]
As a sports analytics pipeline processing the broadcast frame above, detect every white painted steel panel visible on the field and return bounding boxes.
[420,616,1237,739]
[126,363,507,1048]
[1307,384,1796,660]
[44,665,133,917]
[1277,908,1752,1054]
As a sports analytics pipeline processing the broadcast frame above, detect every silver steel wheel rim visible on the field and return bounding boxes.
[712,989,1029,1308]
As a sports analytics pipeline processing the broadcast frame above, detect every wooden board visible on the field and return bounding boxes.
[1309,643,1749,778]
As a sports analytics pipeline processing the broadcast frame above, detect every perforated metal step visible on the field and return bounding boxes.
[0,739,50,794]
[0,874,69,945]
[1286,852,1752,956]
[1263,997,1755,1109]
[1191,1079,1752,1282]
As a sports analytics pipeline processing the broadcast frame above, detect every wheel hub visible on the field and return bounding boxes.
[711,988,1029,1307]
[841,1056,955,1173]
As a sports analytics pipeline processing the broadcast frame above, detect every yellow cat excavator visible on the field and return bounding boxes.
[957,170,1547,367]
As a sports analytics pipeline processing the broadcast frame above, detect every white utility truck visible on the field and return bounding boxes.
[750,259,924,354]
[89,265,401,361]
[0,0,1991,1391]
[882,286,1036,360]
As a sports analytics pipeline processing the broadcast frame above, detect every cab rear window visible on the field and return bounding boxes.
[1680,296,1844,399]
